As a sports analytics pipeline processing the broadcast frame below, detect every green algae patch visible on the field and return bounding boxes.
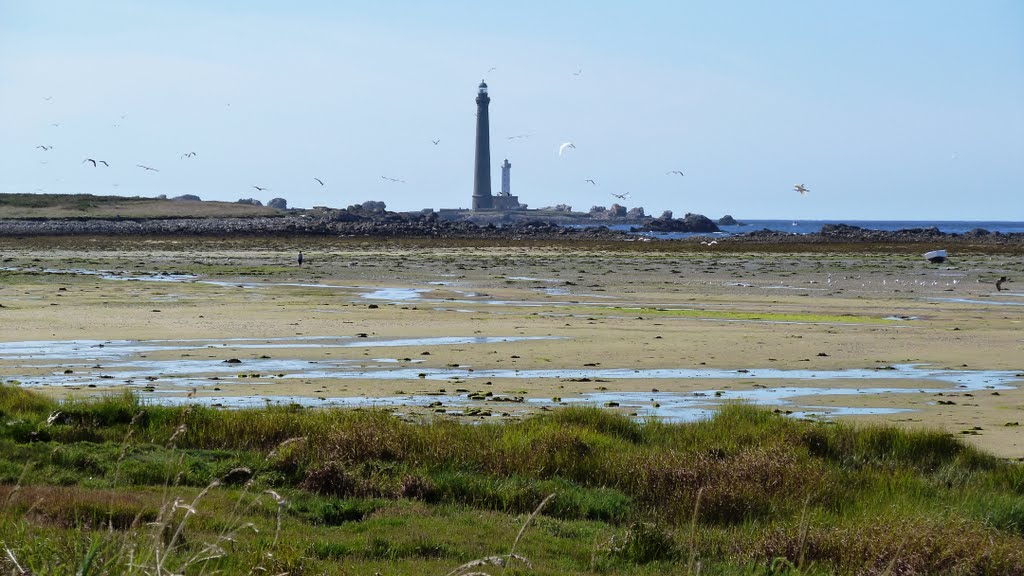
[609,307,890,324]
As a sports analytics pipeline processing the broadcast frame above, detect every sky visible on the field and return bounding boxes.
[1,1,1022,220]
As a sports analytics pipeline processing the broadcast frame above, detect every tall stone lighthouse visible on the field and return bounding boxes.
[472,80,493,211]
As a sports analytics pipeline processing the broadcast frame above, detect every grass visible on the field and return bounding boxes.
[0,192,285,219]
[1,385,1023,574]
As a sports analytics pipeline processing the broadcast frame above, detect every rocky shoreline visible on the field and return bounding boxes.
[0,212,1022,245]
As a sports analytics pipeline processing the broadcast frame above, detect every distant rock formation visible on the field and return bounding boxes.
[718,215,742,225]
[626,207,645,218]
[659,210,673,220]
[268,198,288,210]
[237,198,263,206]
[539,204,572,212]
[634,213,720,233]
[348,200,386,213]
[171,194,201,202]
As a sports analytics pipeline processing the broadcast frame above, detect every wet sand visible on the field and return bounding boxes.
[1,240,1022,457]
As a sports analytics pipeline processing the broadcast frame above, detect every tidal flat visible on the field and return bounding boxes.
[1,236,1023,574]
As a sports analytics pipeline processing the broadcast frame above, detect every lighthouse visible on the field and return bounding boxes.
[472,80,493,210]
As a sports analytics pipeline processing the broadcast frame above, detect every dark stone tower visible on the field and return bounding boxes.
[472,80,493,210]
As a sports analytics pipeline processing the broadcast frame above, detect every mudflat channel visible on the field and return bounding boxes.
[1,238,1022,457]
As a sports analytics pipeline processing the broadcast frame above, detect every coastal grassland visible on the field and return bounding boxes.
[0,194,284,220]
[1,386,1022,575]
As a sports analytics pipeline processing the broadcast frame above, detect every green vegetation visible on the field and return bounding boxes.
[0,193,283,219]
[607,307,887,324]
[1,385,1023,574]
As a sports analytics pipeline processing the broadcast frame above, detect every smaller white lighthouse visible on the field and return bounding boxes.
[500,159,511,196]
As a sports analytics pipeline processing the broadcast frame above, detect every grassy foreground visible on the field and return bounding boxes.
[0,385,1022,575]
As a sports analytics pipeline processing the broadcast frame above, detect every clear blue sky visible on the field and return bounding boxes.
[2,1,1022,219]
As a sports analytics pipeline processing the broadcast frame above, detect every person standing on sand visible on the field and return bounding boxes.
[298,251,303,267]
[996,276,1008,291]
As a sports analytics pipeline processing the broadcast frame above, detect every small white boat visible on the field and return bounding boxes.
[924,249,948,263]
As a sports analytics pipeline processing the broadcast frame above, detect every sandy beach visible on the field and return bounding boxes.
[2,238,1022,457]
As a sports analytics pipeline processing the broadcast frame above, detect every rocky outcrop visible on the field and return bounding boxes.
[237,198,263,206]
[633,213,720,233]
[718,215,741,225]
[171,194,201,202]
[0,210,628,240]
[267,198,288,210]
[731,224,1023,244]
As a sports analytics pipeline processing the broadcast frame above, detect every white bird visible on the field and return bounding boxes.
[381,176,406,183]
[180,152,197,159]
[252,185,269,191]
[584,179,597,186]
[36,145,52,151]
[432,139,440,145]
[83,158,108,167]
[610,192,630,200]
[46,411,62,426]
[136,164,159,172]
[667,170,684,176]
[558,142,576,156]
[314,178,325,186]
[794,184,809,195]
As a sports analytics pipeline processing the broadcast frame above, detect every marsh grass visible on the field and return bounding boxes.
[1,384,1023,574]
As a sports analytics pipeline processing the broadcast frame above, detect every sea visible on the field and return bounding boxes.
[609,220,1024,240]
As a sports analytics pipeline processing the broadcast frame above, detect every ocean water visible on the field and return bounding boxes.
[613,220,1024,239]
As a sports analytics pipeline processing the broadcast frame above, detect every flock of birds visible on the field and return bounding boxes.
[31,83,813,206]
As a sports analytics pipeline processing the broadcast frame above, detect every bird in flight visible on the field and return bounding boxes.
[83,158,108,167]
[667,170,684,176]
[252,185,269,191]
[314,178,325,186]
[572,68,582,77]
[432,139,440,145]
[180,152,197,159]
[136,165,159,172]
[794,184,809,196]
[381,176,406,183]
[486,67,497,75]
[42,96,53,102]
[584,179,597,186]
[36,145,53,151]
[610,192,630,200]
[558,142,576,156]
[506,134,531,140]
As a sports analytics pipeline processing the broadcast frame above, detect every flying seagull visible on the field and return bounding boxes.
[610,192,630,200]
[381,176,406,183]
[252,185,269,191]
[584,179,597,186]
[36,145,52,151]
[794,184,809,195]
[432,139,440,145]
[136,164,159,172]
[83,158,108,167]
[558,142,576,156]
[572,68,582,77]
[506,134,531,140]
[314,178,325,186]
[667,170,684,176]
[180,152,197,159]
